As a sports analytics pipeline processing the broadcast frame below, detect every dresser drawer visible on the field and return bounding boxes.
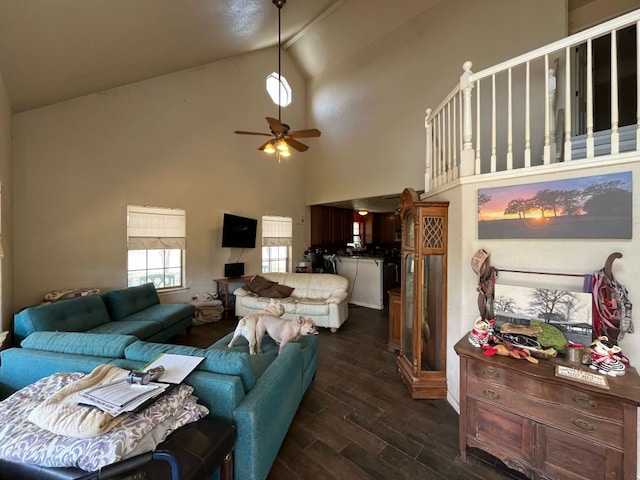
[467,361,624,422]
[466,397,534,465]
[467,375,624,449]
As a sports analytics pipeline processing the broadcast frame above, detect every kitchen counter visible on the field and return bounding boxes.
[335,256,398,310]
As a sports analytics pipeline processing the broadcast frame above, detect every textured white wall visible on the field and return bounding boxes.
[569,0,640,32]
[300,0,567,206]
[11,48,310,309]
[0,73,12,333]
[433,160,640,416]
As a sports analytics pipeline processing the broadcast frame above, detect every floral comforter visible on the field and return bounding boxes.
[0,371,209,472]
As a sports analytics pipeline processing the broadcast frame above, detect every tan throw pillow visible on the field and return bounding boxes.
[259,284,293,299]
[275,284,294,297]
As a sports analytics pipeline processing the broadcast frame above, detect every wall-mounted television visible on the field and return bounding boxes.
[221,213,258,248]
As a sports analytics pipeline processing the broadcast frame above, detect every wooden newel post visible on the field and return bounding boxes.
[424,108,432,192]
[460,61,475,177]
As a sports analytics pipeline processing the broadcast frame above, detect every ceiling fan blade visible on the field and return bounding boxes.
[285,138,309,152]
[266,117,285,134]
[234,130,272,136]
[287,128,321,138]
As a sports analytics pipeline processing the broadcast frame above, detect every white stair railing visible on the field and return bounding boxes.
[424,9,640,192]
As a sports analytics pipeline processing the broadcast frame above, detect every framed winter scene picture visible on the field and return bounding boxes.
[494,283,593,347]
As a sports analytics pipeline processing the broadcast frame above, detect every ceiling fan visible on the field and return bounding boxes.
[234,0,321,159]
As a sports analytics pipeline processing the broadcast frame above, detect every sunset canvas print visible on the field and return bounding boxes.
[477,171,632,239]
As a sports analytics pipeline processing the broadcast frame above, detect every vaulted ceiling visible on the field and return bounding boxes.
[0,0,439,113]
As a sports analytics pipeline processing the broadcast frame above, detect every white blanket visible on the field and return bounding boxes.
[0,370,209,472]
[28,364,129,438]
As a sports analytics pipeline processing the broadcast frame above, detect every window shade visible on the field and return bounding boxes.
[127,205,185,249]
[262,216,292,247]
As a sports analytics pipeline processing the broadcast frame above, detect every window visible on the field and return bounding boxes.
[262,216,292,273]
[352,221,364,248]
[127,205,185,289]
[266,72,292,107]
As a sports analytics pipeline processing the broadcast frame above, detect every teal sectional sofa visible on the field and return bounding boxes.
[0,328,318,480]
[12,283,194,345]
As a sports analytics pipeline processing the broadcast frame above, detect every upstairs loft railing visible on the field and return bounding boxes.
[425,9,640,192]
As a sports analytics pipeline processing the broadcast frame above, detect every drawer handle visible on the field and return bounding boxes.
[573,394,597,409]
[571,418,596,432]
[483,389,499,400]
[483,368,498,379]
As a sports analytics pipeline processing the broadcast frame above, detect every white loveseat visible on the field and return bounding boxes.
[233,273,349,332]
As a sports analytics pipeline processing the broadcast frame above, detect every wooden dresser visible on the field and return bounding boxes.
[455,337,640,480]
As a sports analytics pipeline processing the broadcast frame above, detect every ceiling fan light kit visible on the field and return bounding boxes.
[276,139,289,152]
[233,0,321,161]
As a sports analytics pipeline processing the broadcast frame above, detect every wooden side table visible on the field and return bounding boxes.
[214,275,254,319]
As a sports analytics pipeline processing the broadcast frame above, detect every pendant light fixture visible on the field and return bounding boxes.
[233,0,322,160]
[266,0,289,160]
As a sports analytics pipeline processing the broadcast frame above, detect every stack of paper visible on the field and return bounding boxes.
[77,380,169,416]
[77,353,204,416]
[141,353,205,384]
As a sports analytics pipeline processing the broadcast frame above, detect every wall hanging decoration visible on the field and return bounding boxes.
[494,283,593,347]
[477,171,632,239]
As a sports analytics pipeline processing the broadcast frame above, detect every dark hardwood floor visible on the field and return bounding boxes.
[172,305,527,480]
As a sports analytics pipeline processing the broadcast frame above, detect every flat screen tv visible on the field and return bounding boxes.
[221,213,258,248]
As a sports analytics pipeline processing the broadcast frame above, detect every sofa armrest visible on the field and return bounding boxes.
[233,287,250,297]
[326,290,348,304]
[232,343,304,480]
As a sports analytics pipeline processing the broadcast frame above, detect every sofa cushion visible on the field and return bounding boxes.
[13,295,112,343]
[241,295,330,316]
[261,272,349,299]
[124,341,256,392]
[215,332,279,379]
[123,341,175,362]
[123,303,195,329]
[285,303,330,316]
[102,283,160,321]
[20,332,137,358]
[88,320,162,339]
[213,332,317,384]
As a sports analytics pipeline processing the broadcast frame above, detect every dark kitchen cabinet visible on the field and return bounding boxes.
[310,205,353,248]
[375,212,400,245]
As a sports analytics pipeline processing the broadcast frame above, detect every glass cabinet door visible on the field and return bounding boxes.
[404,213,415,247]
[421,254,443,372]
[403,254,414,362]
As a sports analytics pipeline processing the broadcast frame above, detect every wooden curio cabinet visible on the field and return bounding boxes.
[396,188,449,399]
